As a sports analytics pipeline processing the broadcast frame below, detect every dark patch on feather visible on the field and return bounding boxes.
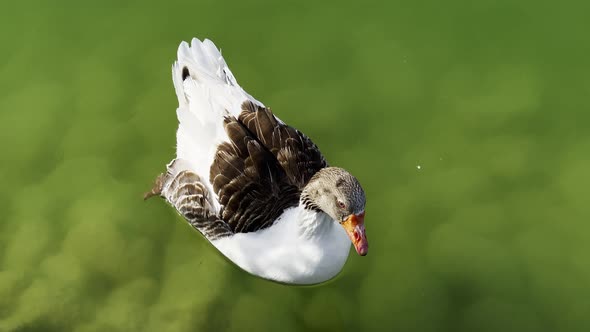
[182,67,190,80]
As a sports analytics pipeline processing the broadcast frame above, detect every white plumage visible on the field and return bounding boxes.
[213,206,351,284]
[173,39,262,212]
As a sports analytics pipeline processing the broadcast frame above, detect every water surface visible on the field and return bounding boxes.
[1,1,589,331]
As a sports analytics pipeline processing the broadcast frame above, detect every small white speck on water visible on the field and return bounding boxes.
[416,165,421,170]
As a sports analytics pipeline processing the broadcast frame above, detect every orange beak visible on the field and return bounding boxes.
[341,211,368,256]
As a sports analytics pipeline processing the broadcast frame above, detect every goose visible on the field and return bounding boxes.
[145,38,368,285]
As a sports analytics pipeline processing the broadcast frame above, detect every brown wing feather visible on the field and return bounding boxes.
[209,116,300,233]
[145,160,233,240]
[239,101,328,188]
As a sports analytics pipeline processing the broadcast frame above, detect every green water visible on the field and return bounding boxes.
[1,1,589,331]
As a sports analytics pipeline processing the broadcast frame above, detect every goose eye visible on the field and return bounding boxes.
[337,200,346,209]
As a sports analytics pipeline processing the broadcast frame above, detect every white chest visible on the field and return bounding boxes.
[210,206,351,284]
